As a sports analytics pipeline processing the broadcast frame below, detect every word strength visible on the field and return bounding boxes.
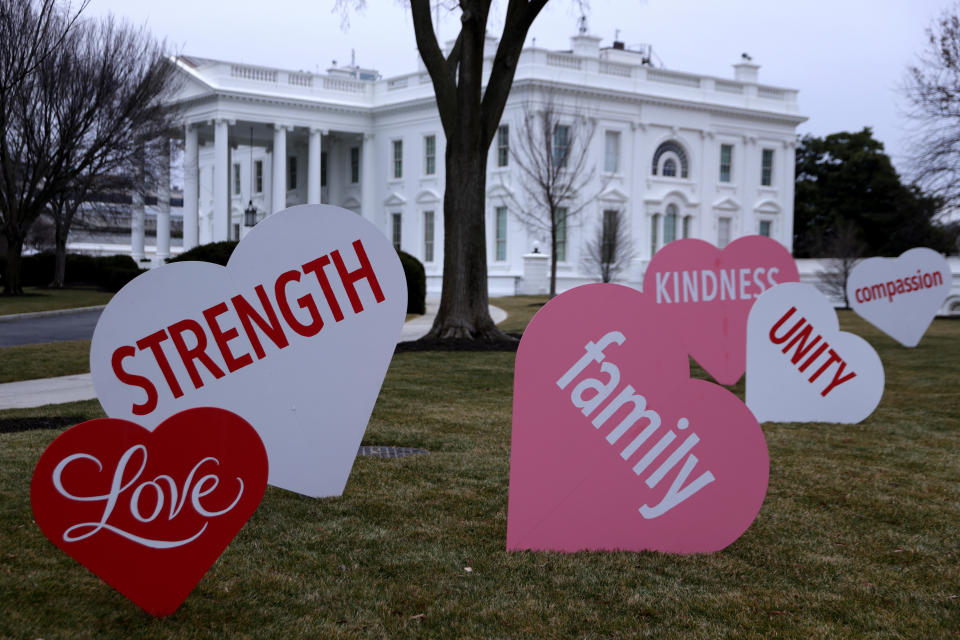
[768,306,856,397]
[654,267,782,304]
[853,269,944,304]
[111,239,385,415]
[556,332,715,519]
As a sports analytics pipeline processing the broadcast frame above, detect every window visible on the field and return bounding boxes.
[392,139,403,179]
[495,206,507,261]
[424,135,436,175]
[759,220,771,237]
[602,210,619,263]
[604,130,620,173]
[682,215,692,239]
[553,124,570,168]
[718,217,732,248]
[497,125,509,167]
[652,140,689,178]
[391,212,402,250]
[556,207,568,262]
[650,213,660,255]
[320,152,327,187]
[761,148,774,186]
[254,160,263,193]
[233,163,241,195]
[423,210,435,262]
[350,147,360,183]
[288,156,298,190]
[232,223,240,241]
[720,144,733,183]
[664,204,678,245]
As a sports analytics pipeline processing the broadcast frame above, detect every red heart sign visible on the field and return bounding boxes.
[30,408,268,617]
[508,284,769,553]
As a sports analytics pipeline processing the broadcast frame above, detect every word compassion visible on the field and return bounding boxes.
[51,444,244,549]
[112,239,385,415]
[654,267,783,304]
[853,269,944,304]
[557,332,715,519]
[768,306,856,397]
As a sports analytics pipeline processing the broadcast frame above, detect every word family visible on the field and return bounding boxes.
[768,306,856,397]
[556,331,715,518]
[51,444,244,549]
[853,269,945,304]
[654,267,782,304]
[111,239,385,415]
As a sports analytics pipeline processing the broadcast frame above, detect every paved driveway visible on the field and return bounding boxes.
[0,308,103,346]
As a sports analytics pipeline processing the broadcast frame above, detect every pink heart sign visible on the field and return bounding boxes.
[846,247,951,347]
[508,284,769,554]
[642,236,799,385]
[90,205,407,498]
[746,283,884,423]
[31,407,268,617]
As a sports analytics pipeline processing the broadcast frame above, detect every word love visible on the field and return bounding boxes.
[768,307,856,398]
[508,284,769,553]
[847,248,952,347]
[654,266,782,304]
[558,331,715,518]
[53,445,244,549]
[31,409,268,616]
[746,283,884,424]
[112,238,384,416]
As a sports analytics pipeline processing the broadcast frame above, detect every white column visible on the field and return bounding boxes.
[361,132,376,222]
[155,139,171,264]
[213,119,229,241]
[272,124,289,214]
[307,128,324,205]
[183,124,199,250]
[131,189,145,262]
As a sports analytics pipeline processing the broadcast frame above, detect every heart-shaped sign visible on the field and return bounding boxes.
[508,284,769,554]
[846,247,951,347]
[642,236,799,385]
[31,407,268,617]
[90,205,406,498]
[746,282,884,423]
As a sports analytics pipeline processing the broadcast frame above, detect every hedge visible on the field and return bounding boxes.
[0,252,143,292]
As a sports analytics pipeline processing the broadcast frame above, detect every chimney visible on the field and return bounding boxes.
[733,53,760,82]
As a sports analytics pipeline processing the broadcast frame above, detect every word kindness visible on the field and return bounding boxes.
[51,444,244,549]
[557,331,715,518]
[768,306,856,397]
[853,269,945,304]
[654,267,782,304]
[111,239,384,415]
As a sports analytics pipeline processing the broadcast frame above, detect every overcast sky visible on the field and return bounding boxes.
[84,0,950,173]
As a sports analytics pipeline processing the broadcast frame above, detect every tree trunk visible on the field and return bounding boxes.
[51,218,68,288]
[2,232,25,295]
[549,216,557,297]
[426,132,507,340]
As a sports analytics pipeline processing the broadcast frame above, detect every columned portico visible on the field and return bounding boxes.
[213,119,230,240]
[308,128,324,204]
[272,124,289,214]
[155,141,172,264]
[183,124,199,250]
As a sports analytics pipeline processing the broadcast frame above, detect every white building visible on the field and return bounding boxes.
[163,30,807,295]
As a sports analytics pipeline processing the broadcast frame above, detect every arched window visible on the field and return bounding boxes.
[651,140,689,178]
[664,204,678,244]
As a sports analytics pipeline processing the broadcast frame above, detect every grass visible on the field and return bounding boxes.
[1,298,958,638]
[0,286,113,316]
[0,340,91,383]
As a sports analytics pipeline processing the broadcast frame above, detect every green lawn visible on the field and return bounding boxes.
[0,286,112,316]
[0,300,957,638]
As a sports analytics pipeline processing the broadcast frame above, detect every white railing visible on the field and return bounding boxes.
[288,73,313,88]
[758,86,787,100]
[715,80,744,94]
[322,77,366,93]
[387,77,408,90]
[231,65,277,83]
[647,69,700,88]
[599,61,631,77]
[546,52,582,70]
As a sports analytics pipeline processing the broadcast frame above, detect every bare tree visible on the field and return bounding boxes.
[582,208,635,283]
[0,2,178,294]
[504,95,603,296]
[814,219,866,308]
[338,0,552,340]
[904,2,960,209]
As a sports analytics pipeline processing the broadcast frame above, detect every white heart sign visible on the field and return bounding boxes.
[746,283,884,424]
[91,205,407,498]
[846,247,951,347]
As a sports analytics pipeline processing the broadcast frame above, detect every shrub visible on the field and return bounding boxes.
[0,252,142,290]
[397,250,426,315]
[167,241,238,266]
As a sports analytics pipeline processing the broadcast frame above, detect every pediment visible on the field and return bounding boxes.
[415,189,441,204]
[487,183,514,199]
[712,196,741,212]
[598,187,629,203]
[171,59,217,102]
[383,192,407,207]
[341,196,361,210]
[754,199,782,214]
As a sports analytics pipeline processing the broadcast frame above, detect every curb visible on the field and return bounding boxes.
[0,305,107,323]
